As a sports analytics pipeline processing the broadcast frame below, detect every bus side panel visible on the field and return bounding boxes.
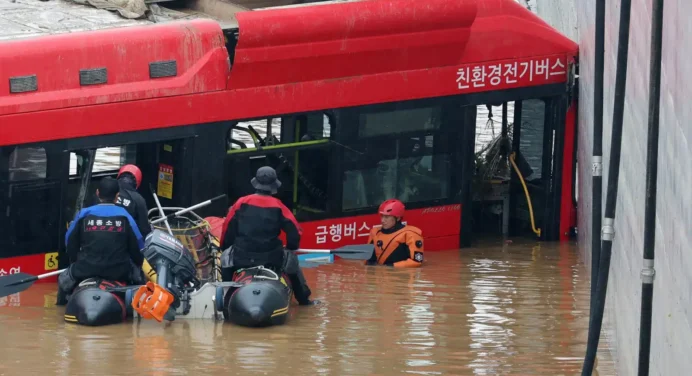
[424,235,461,253]
[206,204,460,252]
[295,204,461,252]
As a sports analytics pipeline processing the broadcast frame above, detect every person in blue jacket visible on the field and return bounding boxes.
[57,177,146,304]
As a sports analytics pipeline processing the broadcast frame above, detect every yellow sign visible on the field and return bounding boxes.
[44,252,59,270]
[157,164,174,200]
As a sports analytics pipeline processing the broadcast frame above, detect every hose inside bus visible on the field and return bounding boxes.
[509,152,541,237]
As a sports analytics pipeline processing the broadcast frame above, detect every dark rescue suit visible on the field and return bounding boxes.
[365,222,424,268]
[116,182,152,239]
[219,193,313,304]
[59,204,146,294]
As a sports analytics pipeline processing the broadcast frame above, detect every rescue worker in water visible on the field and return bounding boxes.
[365,199,424,268]
[116,164,152,238]
[219,166,316,305]
[57,177,146,303]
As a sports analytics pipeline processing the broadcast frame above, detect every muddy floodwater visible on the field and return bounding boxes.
[0,240,615,375]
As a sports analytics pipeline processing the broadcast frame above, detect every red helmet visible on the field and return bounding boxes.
[378,199,405,218]
[117,164,142,189]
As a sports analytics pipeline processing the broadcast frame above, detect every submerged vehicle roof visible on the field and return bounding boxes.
[0,0,578,146]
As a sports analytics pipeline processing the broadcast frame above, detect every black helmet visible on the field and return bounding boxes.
[251,166,281,194]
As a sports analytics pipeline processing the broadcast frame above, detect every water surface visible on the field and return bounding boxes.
[0,240,615,376]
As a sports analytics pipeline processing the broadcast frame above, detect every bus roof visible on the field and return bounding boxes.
[0,0,578,146]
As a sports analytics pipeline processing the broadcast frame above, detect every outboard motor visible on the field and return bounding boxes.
[131,229,197,321]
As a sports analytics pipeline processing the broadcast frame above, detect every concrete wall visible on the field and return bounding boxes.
[535,0,692,375]
[533,0,578,42]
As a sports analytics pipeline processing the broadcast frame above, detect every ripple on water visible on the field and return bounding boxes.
[0,242,615,375]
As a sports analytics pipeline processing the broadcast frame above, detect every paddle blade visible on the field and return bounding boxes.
[298,244,374,260]
[298,253,335,268]
[331,244,375,260]
[299,261,324,269]
[0,273,38,298]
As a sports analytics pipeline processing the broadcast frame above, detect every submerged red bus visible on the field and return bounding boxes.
[0,0,578,280]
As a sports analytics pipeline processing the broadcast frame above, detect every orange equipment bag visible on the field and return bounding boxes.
[131,282,175,322]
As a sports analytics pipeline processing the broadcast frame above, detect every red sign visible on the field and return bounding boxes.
[0,253,58,283]
[298,204,462,251]
[205,204,462,252]
[456,55,568,92]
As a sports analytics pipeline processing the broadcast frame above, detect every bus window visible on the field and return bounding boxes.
[228,118,282,150]
[305,114,332,140]
[69,146,137,177]
[342,135,452,211]
[512,98,548,230]
[518,99,547,180]
[0,145,61,259]
[340,101,455,211]
[342,137,451,210]
[224,113,333,221]
[291,114,332,218]
[6,146,47,181]
[358,107,441,137]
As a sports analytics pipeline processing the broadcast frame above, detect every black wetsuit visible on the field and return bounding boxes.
[116,179,152,239]
[219,192,312,304]
[62,203,144,286]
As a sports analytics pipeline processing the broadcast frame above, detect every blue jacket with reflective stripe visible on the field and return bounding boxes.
[65,203,144,273]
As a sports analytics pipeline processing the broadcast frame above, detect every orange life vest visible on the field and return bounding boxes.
[365,224,424,268]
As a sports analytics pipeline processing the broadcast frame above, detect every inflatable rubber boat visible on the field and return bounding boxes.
[63,279,130,326]
[217,266,293,327]
[64,229,198,326]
